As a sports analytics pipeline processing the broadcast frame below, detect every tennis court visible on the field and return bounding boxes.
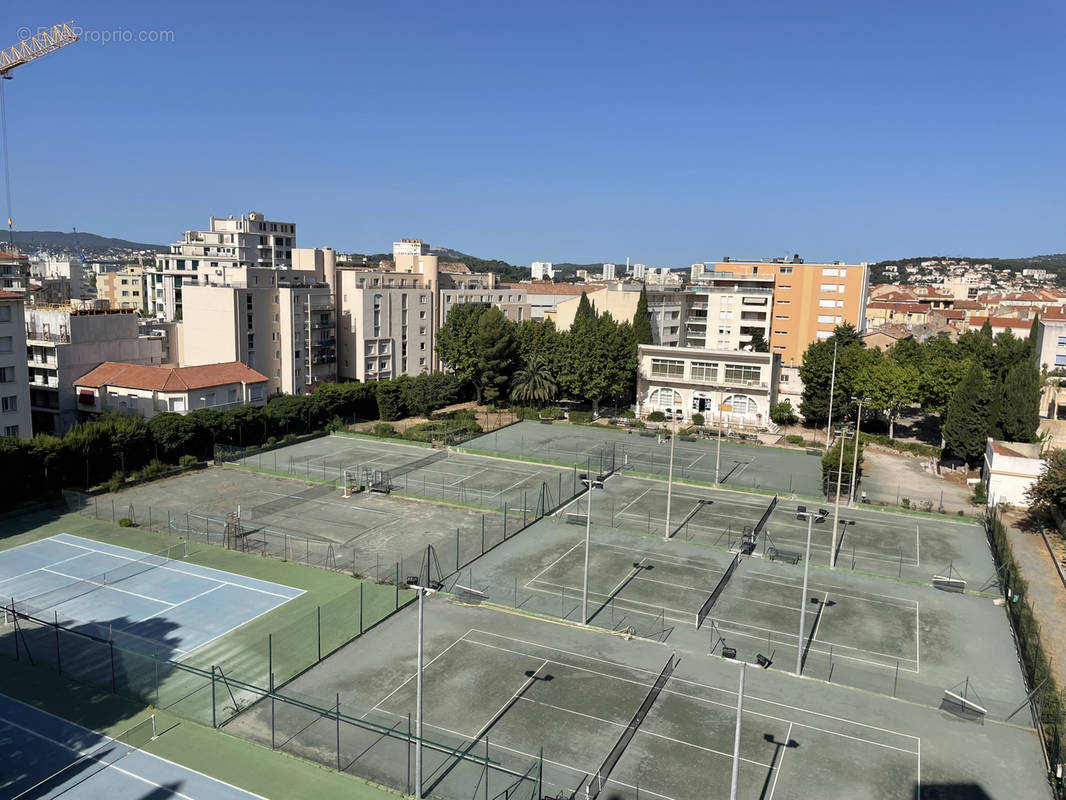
[0,693,266,799]
[226,596,1046,800]
[462,420,825,496]
[229,433,574,511]
[0,534,302,658]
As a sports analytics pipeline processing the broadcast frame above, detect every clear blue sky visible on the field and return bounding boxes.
[3,0,1063,266]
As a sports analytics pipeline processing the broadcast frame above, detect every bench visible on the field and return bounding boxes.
[538,418,553,424]
[768,546,802,564]
[680,435,697,442]
[566,513,589,525]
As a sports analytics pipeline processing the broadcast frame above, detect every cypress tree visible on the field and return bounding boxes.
[633,285,654,345]
[1028,314,1040,357]
[998,360,1041,442]
[980,318,994,339]
[941,362,991,466]
[574,292,595,327]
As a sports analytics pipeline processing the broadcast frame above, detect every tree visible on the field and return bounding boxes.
[1026,448,1066,515]
[573,292,596,327]
[436,304,487,389]
[920,357,972,416]
[798,324,877,427]
[514,318,563,376]
[560,312,633,416]
[855,359,920,438]
[510,354,558,406]
[633,285,654,346]
[743,328,769,352]
[770,400,798,426]
[473,307,516,403]
[375,380,406,421]
[941,362,992,466]
[1028,314,1040,357]
[980,318,993,339]
[148,413,198,461]
[997,360,1041,442]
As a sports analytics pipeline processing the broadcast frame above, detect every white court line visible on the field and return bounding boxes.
[616,486,652,517]
[525,540,586,587]
[766,720,793,800]
[745,569,919,608]
[0,696,270,800]
[365,628,476,716]
[0,551,94,587]
[810,591,830,648]
[41,568,172,607]
[133,584,224,624]
[467,629,921,749]
[53,537,297,600]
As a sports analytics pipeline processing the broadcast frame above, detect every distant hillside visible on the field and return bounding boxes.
[871,254,1066,285]
[6,230,165,253]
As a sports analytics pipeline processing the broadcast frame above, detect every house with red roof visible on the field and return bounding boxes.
[73,361,270,420]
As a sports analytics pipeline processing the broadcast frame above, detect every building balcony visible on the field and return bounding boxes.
[29,375,59,388]
[311,337,336,348]
[26,331,70,344]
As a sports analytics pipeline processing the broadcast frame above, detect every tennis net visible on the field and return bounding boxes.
[587,653,679,799]
[11,715,157,800]
[389,448,449,480]
[753,494,778,536]
[246,481,338,521]
[12,543,186,619]
[697,553,741,630]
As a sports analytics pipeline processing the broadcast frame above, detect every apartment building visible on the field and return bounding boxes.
[636,345,778,428]
[531,262,554,281]
[73,361,269,420]
[601,263,616,281]
[0,291,31,439]
[181,271,335,397]
[25,307,165,434]
[713,256,869,367]
[29,258,94,301]
[333,240,529,382]
[518,281,599,319]
[97,265,146,311]
[631,263,647,280]
[0,249,31,292]
[1035,318,1066,374]
[148,211,296,320]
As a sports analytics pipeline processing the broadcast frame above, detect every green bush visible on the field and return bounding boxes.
[860,432,940,458]
[513,407,541,421]
[770,400,798,426]
[135,459,172,481]
[541,406,564,420]
[568,411,591,424]
[178,454,199,468]
[403,417,482,443]
[647,411,665,422]
[972,482,988,505]
[622,409,636,420]
[785,434,804,445]
[118,518,134,527]
[372,422,399,438]
[691,413,705,426]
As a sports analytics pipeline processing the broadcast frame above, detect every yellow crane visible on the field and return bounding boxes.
[0,22,79,247]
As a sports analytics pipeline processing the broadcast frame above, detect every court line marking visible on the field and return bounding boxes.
[53,536,299,601]
[810,591,830,648]
[365,628,477,716]
[523,577,919,668]
[616,486,652,517]
[133,584,225,624]
[465,629,921,750]
[766,720,793,800]
[526,541,586,587]
[0,551,97,588]
[41,568,174,607]
[517,695,775,768]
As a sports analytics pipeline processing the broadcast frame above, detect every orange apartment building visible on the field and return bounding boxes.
[713,257,869,369]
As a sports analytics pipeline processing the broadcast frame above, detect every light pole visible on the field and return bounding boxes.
[824,340,838,450]
[715,402,732,486]
[849,397,870,506]
[729,661,746,800]
[830,426,851,569]
[406,559,443,799]
[581,473,603,625]
[664,416,677,540]
[795,510,815,675]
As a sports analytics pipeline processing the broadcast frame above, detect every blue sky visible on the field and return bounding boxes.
[2,0,1063,265]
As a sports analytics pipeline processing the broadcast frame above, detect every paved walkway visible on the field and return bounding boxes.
[1004,512,1066,695]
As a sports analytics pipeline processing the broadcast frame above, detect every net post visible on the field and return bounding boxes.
[482,517,486,552]
[151,714,157,740]
[523,490,528,528]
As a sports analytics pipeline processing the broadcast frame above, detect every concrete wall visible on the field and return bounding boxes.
[983,439,1044,508]
[0,297,31,439]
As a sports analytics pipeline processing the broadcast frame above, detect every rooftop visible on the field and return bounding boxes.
[74,361,269,392]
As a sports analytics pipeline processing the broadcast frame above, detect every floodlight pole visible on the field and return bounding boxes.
[729,660,746,800]
[582,481,593,624]
[825,340,838,450]
[664,418,677,541]
[849,397,868,506]
[795,512,814,676]
[716,416,723,486]
[830,427,849,569]
[415,584,425,798]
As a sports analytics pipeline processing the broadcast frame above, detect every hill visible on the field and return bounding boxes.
[5,230,165,254]
[870,254,1066,285]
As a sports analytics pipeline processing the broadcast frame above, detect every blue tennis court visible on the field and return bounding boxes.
[0,534,302,658]
[0,693,266,799]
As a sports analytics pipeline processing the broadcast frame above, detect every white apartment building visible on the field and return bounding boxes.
[148,211,297,320]
[0,291,31,439]
[1036,318,1066,373]
[29,258,94,301]
[181,271,335,397]
[531,261,554,281]
[0,249,31,292]
[392,238,431,257]
[25,307,165,434]
[631,263,646,280]
[637,344,779,428]
[601,263,616,281]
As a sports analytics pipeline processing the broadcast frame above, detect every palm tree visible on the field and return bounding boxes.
[510,355,557,407]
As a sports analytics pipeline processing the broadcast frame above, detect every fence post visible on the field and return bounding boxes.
[359,582,364,634]
[112,498,116,523]
[109,640,116,692]
[395,562,400,610]
[523,490,527,528]
[336,694,342,772]
[456,528,460,571]
[317,606,322,662]
[504,503,508,538]
[268,634,273,690]
[211,666,217,728]
[54,611,61,674]
[271,684,275,749]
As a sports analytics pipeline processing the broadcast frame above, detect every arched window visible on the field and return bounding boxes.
[648,388,682,408]
[723,394,758,415]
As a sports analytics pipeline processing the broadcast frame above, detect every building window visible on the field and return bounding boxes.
[0,366,12,383]
[690,361,718,382]
[822,268,840,277]
[0,306,10,323]
[774,315,789,320]
[777,299,790,305]
[420,342,426,351]
[650,358,684,378]
[1057,336,1066,348]
[820,284,843,293]
[718,327,732,336]
[779,266,793,274]
[817,315,843,324]
[419,357,426,366]
[779,285,792,290]
[723,394,758,415]
[780,373,790,382]
[3,425,17,437]
[0,336,10,354]
[1,395,17,413]
[723,364,761,385]
[816,330,833,340]
[648,388,683,408]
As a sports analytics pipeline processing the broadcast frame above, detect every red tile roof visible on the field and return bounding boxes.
[74,361,269,391]
[966,316,1032,330]
[867,301,931,313]
[953,300,984,309]
[0,290,24,300]
[930,309,965,319]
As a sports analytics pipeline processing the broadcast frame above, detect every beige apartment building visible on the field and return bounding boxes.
[97,265,146,311]
[149,211,297,320]
[0,291,31,439]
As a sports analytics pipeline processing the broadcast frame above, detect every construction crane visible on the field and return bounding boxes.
[0,22,79,247]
